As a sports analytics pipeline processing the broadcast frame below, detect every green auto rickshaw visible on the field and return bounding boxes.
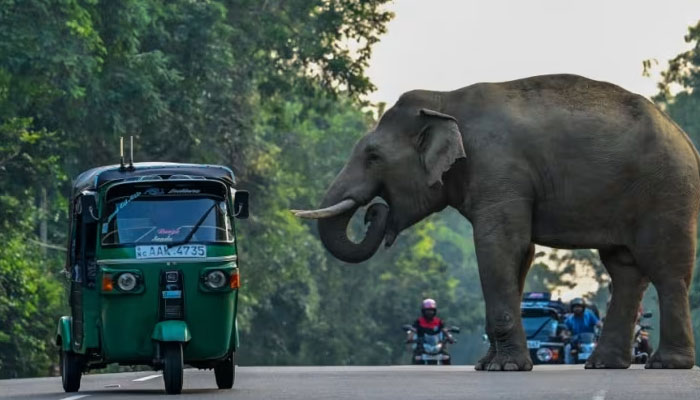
[57,162,249,394]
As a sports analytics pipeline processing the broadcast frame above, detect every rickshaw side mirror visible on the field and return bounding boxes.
[232,190,249,219]
[80,191,100,223]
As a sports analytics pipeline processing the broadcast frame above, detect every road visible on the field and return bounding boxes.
[1,365,699,400]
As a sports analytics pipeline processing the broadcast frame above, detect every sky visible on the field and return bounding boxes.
[365,0,700,300]
[365,0,700,106]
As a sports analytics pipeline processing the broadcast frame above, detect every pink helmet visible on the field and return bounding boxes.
[422,298,437,310]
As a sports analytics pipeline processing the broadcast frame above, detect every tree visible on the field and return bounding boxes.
[0,118,66,378]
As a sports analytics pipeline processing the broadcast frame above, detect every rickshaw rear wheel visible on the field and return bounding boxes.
[162,342,183,395]
[60,349,82,392]
[214,352,235,389]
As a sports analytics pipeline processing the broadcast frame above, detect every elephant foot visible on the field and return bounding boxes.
[486,353,533,371]
[474,347,496,371]
[475,346,532,372]
[584,346,631,369]
[645,348,694,369]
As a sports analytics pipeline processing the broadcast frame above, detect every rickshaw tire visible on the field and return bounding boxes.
[214,353,235,389]
[163,343,183,395]
[60,349,82,392]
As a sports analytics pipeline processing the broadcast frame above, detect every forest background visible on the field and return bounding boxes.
[1,0,700,378]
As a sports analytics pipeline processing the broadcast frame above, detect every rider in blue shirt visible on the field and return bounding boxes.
[565,300,600,334]
[564,298,602,363]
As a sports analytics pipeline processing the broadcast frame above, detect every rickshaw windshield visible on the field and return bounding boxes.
[101,194,233,246]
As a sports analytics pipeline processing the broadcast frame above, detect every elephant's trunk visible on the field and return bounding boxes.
[316,195,389,264]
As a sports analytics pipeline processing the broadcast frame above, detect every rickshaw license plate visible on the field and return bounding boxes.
[135,245,206,259]
[527,340,540,349]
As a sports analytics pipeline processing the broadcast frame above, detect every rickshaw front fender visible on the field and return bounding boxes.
[151,320,192,343]
[56,316,72,351]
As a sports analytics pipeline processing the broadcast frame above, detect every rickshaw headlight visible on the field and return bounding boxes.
[205,270,227,289]
[117,272,138,291]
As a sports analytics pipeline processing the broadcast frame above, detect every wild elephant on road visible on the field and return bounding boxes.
[293,74,700,371]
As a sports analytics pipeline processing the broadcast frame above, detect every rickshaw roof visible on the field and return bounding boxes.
[72,162,235,196]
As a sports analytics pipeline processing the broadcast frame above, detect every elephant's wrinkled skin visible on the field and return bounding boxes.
[295,74,700,371]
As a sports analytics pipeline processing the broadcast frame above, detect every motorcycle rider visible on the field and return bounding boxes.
[563,297,602,364]
[634,305,653,356]
[407,299,455,346]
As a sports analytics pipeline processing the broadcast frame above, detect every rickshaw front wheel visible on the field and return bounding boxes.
[162,342,183,395]
[214,353,235,389]
[60,349,82,392]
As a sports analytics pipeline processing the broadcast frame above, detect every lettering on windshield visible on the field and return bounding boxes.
[151,228,181,243]
[104,192,142,227]
[168,188,201,194]
[145,187,164,196]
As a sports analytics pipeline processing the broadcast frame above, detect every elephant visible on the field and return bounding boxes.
[292,74,700,371]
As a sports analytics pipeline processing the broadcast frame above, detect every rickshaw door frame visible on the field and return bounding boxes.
[66,192,99,353]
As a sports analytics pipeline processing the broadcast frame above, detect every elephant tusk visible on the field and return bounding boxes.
[291,199,358,219]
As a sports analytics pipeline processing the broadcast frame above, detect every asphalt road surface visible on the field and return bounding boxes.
[2,365,699,400]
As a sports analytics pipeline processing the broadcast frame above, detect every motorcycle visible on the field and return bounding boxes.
[633,312,653,364]
[569,332,597,363]
[402,324,460,365]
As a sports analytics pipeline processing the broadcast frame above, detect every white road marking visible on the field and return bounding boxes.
[60,395,90,400]
[132,374,162,382]
[592,389,607,400]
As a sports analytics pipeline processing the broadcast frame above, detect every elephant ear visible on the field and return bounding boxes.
[418,108,467,187]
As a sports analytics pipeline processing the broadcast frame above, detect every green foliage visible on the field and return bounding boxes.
[0,117,66,378]
[0,236,64,378]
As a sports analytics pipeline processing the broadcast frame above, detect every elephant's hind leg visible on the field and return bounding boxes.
[634,221,696,369]
[585,247,648,369]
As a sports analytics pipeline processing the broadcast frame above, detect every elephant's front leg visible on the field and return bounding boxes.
[473,211,533,372]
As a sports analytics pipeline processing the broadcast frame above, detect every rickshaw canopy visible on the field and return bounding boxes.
[71,162,236,198]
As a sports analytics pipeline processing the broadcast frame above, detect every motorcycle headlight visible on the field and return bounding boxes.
[117,272,138,291]
[204,270,227,289]
[536,347,553,362]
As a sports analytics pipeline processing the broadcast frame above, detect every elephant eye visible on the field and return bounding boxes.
[366,151,381,164]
